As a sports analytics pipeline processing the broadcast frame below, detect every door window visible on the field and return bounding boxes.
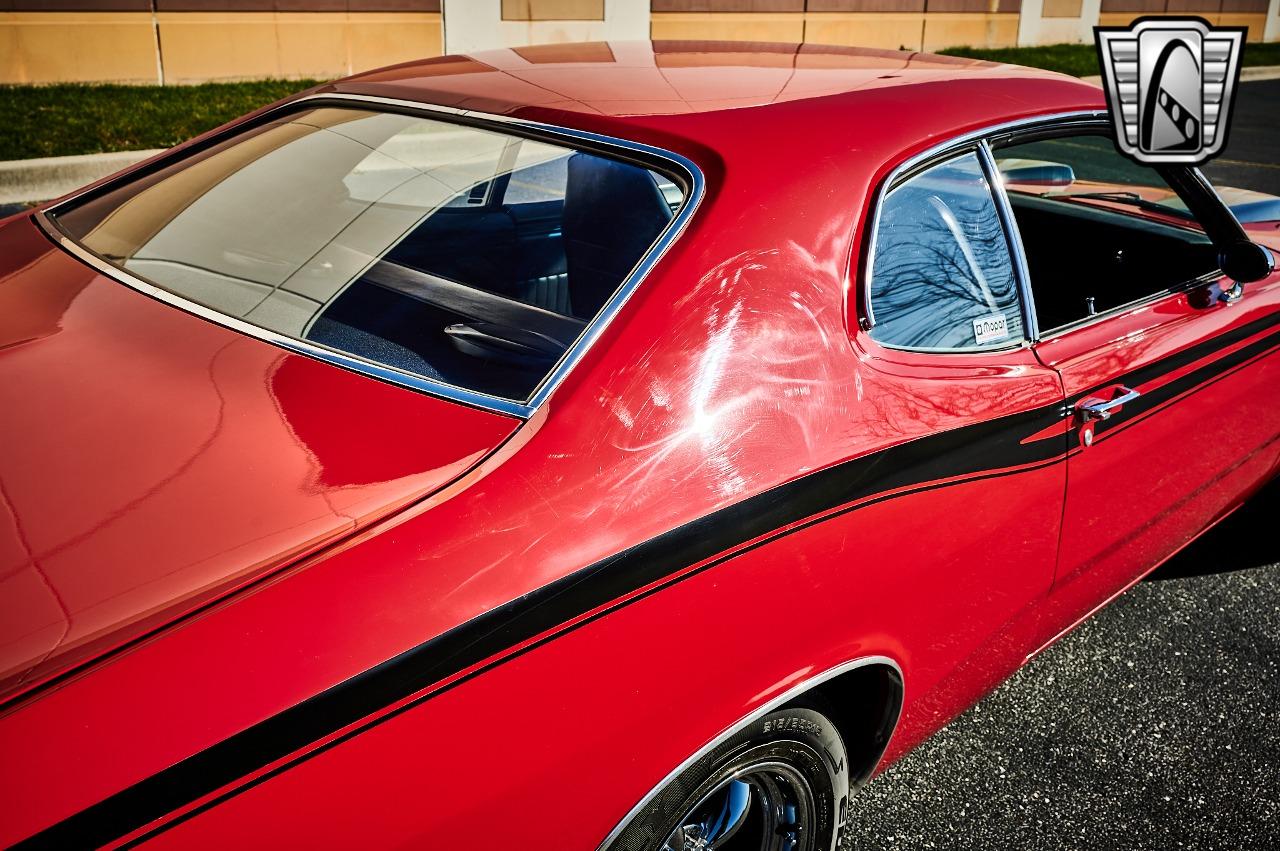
[993,131,1218,333]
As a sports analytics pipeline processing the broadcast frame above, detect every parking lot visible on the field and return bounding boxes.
[1202,78,1280,197]
[847,479,1280,849]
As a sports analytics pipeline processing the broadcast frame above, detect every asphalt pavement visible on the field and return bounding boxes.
[1202,78,1280,197]
[846,480,1280,850]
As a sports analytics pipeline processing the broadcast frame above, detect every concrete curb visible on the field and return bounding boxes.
[1081,64,1280,86]
[0,148,164,205]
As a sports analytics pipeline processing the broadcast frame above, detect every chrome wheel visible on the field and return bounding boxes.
[604,706,847,851]
[661,762,817,851]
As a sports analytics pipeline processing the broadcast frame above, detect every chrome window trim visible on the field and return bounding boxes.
[35,220,529,417]
[594,654,904,851]
[859,110,1107,349]
[872,340,1029,356]
[862,145,1032,355]
[1036,268,1223,341]
[979,139,1040,343]
[36,92,706,420]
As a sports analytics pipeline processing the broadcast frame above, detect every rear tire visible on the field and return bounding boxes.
[607,704,849,851]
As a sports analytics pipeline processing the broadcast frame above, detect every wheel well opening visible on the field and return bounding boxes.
[790,663,903,785]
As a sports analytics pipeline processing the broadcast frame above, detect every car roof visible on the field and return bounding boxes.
[327,40,1105,159]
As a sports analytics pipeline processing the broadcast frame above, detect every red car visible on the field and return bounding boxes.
[1,41,1277,850]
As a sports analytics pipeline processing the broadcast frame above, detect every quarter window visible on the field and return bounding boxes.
[50,106,685,403]
[868,151,1025,351]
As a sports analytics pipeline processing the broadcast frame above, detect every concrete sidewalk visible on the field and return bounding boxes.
[0,148,163,206]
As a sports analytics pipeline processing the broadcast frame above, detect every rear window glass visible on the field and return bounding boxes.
[51,106,685,403]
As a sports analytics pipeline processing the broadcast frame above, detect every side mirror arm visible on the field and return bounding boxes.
[1159,166,1276,285]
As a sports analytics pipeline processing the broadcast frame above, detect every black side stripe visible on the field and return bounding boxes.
[1089,320,1280,443]
[1075,308,1280,408]
[20,309,1280,850]
[25,404,1067,850]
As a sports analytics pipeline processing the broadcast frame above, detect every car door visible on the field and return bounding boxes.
[856,144,1068,703]
[993,125,1280,634]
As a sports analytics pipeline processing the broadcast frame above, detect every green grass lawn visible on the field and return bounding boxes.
[0,79,321,161]
[941,40,1280,78]
[1,39,1278,161]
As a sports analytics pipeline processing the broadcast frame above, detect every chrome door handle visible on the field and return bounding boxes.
[1078,387,1140,421]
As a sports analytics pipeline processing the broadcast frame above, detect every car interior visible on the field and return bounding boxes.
[308,153,682,401]
[53,107,686,404]
[994,133,1220,333]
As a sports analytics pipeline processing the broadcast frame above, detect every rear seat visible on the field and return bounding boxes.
[517,272,572,315]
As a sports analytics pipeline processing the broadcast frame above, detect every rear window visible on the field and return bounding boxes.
[51,106,686,404]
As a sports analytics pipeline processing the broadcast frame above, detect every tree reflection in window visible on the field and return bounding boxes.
[869,152,1024,351]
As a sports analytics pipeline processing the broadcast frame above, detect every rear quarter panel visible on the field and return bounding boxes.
[3,82,1125,848]
[138,459,1064,850]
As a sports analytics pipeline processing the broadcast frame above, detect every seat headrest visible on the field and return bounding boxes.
[562,154,673,319]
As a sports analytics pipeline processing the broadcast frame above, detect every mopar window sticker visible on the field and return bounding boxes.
[1095,16,1245,166]
[973,313,1010,345]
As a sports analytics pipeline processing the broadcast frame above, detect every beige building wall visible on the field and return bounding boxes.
[443,0,648,54]
[2,0,1276,85]
[158,11,442,82]
[0,9,442,85]
[654,0,1275,47]
[651,11,807,41]
[804,11,924,51]
[0,12,160,84]
[1016,0,1102,45]
[1217,12,1268,37]
[922,11,1019,49]
[1096,10,1268,40]
[652,9,1019,51]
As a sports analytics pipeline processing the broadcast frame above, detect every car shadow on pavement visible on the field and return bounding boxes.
[1148,475,1280,581]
